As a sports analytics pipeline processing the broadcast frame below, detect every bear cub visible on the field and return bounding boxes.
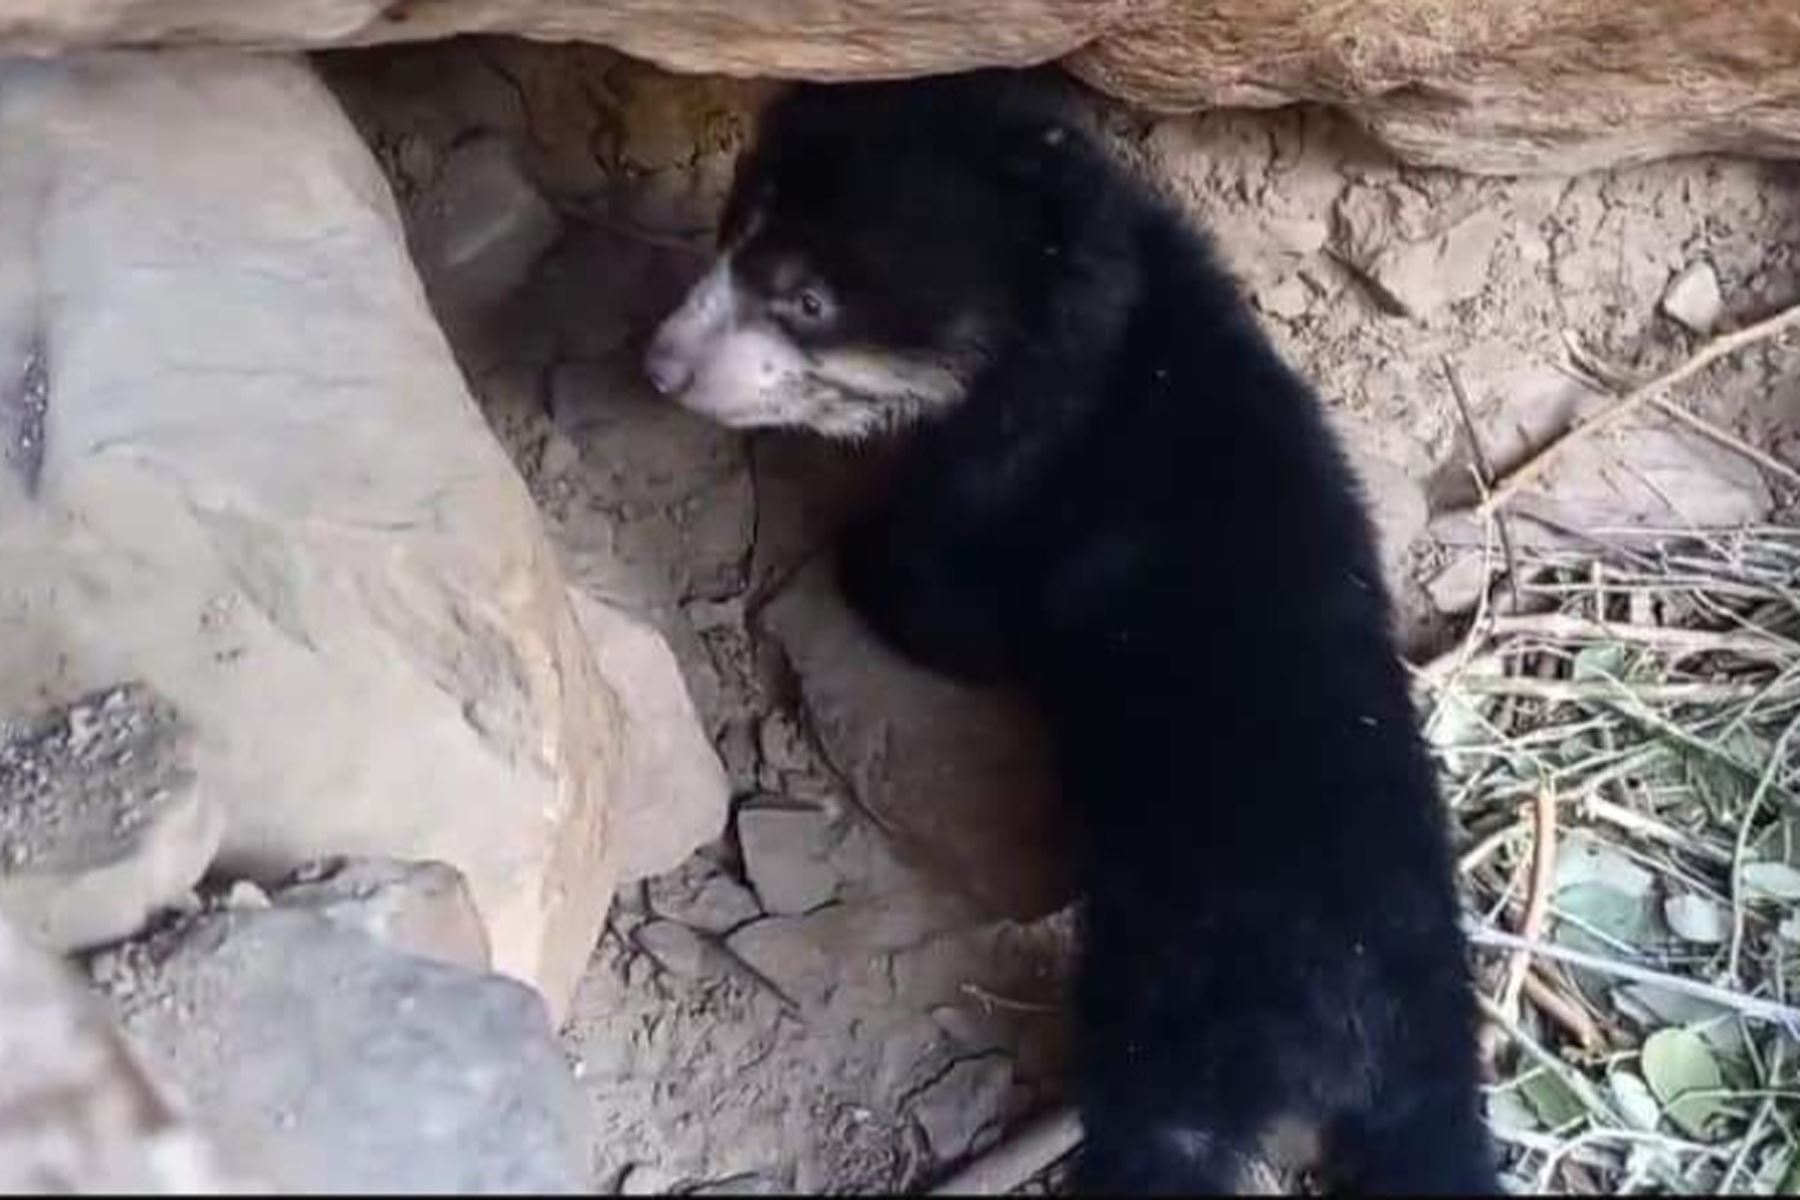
[647,71,1495,1195]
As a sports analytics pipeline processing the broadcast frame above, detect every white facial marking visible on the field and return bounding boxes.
[645,255,739,397]
[647,250,978,442]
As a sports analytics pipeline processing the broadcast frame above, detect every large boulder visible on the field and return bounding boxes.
[0,1,1127,78]
[94,904,587,1193]
[4,1,1800,172]
[0,51,619,1018]
[1069,0,1800,173]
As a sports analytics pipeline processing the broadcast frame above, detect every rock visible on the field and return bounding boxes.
[619,1163,685,1195]
[410,133,561,327]
[1425,551,1491,617]
[96,906,586,1193]
[907,1055,1014,1164]
[0,912,247,1192]
[687,1174,787,1196]
[634,919,711,978]
[1359,211,1505,320]
[1661,261,1724,335]
[646,861,763,933]
[1254,275,1313,321]
[761,561,1069,921]
[271,856,492,971]
[223,879,272,909]
[1069,1,1800,173]
[0,52,621,1019]
[571,591,730,883]
[1525,422,1773,532]
[724,895,968,1015]
[0,3,1130,81]
[0,684,223,953]
[540,431,581,480]
[9,3,1799,173]
[725,915,837,1010]
[736,805,841,916]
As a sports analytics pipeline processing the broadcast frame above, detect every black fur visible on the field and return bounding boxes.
[730,72,1494,1194]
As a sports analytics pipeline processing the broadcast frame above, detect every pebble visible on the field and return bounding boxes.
[1661,260,1723,334]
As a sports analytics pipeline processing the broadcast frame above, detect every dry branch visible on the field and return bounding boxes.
[1480,300,1800,516]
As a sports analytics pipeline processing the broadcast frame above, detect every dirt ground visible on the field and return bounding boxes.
[325,39,1800,1193]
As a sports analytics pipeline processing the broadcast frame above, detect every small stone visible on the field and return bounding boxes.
[736,806,840,916]
[1362,210,1504,320]
[0,685,222,953]
[1425,550,1491,616]
[1255,274,1312,321]
[619,1163,682,1195]
[634,920,710,978]
[909,1055,1015,1164]
[1660,261,1723,334]
[224,880,271,910]
[725,916,835,1009]
[687,1174,785,1196]
[539,432,580,479]
[65,707,101,757]
[757,713,811,775]
[647,869,762,934]
[416,134,562,320]
[570,593,730,884]
[394,134,440,190]
[271,858,491,972]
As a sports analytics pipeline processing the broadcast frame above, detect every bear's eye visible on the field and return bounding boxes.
[769,278,834,330]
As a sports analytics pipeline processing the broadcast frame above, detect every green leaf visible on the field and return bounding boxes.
[1572,643,1632,682]
[1741,861,1800,901]
[1779,1145,1800,1195]
[1519,1068,1586,1131]
[1486,1089,1541,1136]
[1664,894,1729,944]
[1557,882,1658,948]
[1641,1028,1732,1141]
[1615,984,1731,1028]
[1557,832,1656,898]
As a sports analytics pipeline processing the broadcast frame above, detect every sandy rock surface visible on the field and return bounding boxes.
[1070,0,1800,173]
[572,590,730,885]
[8,2,1800,173]
[0,50,622,1017]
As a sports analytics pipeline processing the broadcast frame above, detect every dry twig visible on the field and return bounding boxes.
[1480,301,1800,516]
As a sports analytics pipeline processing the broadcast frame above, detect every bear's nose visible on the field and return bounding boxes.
[643,336,692,396]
